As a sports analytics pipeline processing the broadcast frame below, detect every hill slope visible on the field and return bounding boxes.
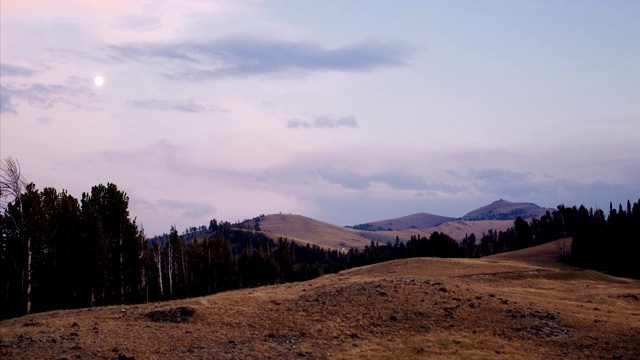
[462,199,550,220]
[253,214,515,249]
[486,238,572,267]
[254,214,375,250]
[2,241,638,359]
[361,212,456,231]
[389,219,514,241]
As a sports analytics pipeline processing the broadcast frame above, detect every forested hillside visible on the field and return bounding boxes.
[2,158,638,321]
[0,180,347,319]
[0,159,347,319]
[349,201,640,279]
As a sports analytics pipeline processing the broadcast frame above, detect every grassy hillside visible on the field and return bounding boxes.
[363,212,456,231]
[486,238,572,268]
[253,214,514,249]
[462,199,550,220]
[390,219,514,242]
[253,214,376,250]
[2,240,638,359]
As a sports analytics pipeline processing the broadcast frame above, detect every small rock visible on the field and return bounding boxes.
[469,302,480,308]
[389,315,398,322]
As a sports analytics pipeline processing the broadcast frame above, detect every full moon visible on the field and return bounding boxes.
[94,76,104,87]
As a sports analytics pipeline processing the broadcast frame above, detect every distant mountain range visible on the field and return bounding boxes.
[348,213,456,231]
[349,199,552,231]
[238,199,552,250]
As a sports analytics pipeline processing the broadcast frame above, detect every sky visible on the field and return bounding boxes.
[1,0,639,236]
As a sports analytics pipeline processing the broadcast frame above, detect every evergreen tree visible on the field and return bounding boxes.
[81,183,141,305]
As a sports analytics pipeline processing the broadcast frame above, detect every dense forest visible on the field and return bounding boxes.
[0,182,347,318]
[0,158,348,319]
[1,157,638,319]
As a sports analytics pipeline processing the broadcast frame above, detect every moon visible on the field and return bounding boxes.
[94,76,104,87]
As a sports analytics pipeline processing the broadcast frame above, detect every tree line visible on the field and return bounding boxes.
[0,184,348,318]
[2,157,638,319]
[346,201,640,280]
[0,158,348,318]
[571,200,640,278]
[1,178,146,318]
[144,224,348,302]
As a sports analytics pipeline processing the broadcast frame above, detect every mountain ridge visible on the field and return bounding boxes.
[461,199,551,220]
[346,199,551,231]
[239,199,550,250]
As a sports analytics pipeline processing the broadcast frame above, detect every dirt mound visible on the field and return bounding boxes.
[146,307,196,323]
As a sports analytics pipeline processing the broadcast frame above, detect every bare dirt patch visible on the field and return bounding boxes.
[146,306,196,323]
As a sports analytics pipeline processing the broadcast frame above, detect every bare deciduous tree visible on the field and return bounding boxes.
[0,156,26,213]
[0,157,32,314]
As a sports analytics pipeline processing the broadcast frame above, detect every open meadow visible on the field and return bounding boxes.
[1,239,638,359]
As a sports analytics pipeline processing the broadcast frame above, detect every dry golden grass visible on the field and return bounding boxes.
[1,239,639,359]
[389,219,514,242]
[256,214,514,250]
[365,212,455,231]
[256,214,373,250]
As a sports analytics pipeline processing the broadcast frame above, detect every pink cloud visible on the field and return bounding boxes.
[1,0,138,15]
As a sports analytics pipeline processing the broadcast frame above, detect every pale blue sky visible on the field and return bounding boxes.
[2,0,639,235]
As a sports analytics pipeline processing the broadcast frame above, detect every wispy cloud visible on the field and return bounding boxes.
[36,116,52,125]
[131,196,216,223]
[287,115,359,129]
[156,199,216,219]
[128,99,214,113]
[0,86,18,114]
[111,14,162,32]
[1,63,35,77]
[109,35,412,80]
[316,166,462,193]
[459,167,640,205]
[0,77,96,113]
